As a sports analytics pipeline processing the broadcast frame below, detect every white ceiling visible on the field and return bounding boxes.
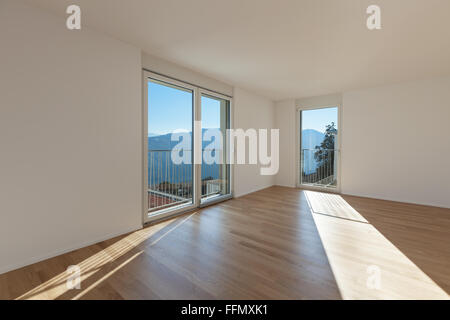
[25,0,450,100]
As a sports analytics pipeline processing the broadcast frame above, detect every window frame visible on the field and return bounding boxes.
[296,104,342,193]
[142,70,234,225]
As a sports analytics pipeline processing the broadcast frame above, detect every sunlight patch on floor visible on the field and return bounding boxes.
[72,251,144,300]
[305,190,449,300]
[149,212,197,246]
[16,216,181,300]
[306,191,368,223]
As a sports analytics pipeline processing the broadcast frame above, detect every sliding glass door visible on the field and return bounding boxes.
[200,93,231,205]
[146,77,196,219]
[144,71,232,222]
[299,106,339,190]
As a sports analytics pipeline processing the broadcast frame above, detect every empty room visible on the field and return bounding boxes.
[1,0,449,307]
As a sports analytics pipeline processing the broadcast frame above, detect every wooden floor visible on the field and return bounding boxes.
[1,186,449,300]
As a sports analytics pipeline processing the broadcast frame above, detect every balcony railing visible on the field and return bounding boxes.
[301,149,337,187]
[148,149,224,211]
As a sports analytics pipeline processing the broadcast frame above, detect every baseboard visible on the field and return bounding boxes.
[0,225,142,276]
[275,185,450,209]
[234,184,275,198]
[340,191,450,210]
[274,183,296,188]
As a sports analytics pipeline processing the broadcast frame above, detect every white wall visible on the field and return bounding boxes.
[296,94,343,110]
[275,99,296,187]
[142,53,233,97]
[233,87,276,197]
[0,1,278,274]
[342,77,450,208]
[274,79,450,209]
[0,1,142,274]
[275,94,342,188]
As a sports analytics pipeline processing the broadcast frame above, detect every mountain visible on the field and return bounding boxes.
[302,129,325,150]
[147,129,327,180]
[147,132,159,137]
[148,132,174,150]
[148,129,222,150]
[149,129,326,151]
[147,129,222,184]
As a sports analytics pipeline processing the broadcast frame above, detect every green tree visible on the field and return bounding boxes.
[314,122,337,174]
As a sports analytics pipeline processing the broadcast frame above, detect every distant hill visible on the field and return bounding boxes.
[147,129,222,184]
[148,132,174,150]
[148,129,222,150]
[148,132,159,137]
[147,129,327,179]
[302,129,325,150]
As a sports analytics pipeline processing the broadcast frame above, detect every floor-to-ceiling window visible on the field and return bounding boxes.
[146,78,195,217]
[200,93,231,205]
[299,106,339,190]
[144,71,232,222]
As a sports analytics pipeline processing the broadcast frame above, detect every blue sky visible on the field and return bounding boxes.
[301,107,338,133]
[148,80,220,136]
[201,96,221,130]
[148,79,337,136]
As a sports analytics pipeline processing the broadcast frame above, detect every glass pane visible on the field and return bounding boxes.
[201,94,230,201]
[300,107,338,188]
[147,79,193,213]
